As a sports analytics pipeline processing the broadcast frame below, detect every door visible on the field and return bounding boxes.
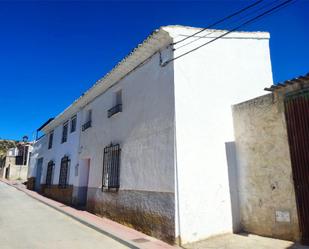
[77,159,90,206]
[35,158,43,192]
[284,90,309,245]
[5,166,10,179]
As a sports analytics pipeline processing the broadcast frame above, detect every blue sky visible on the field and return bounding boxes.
[0,1,308,140]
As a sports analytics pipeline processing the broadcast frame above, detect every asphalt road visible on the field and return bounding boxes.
[0,181,129,249]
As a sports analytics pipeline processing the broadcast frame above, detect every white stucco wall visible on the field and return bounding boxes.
[28,136,47,178]
[168,27,273,243]
[41,112,81,187]
[79,50,175,193]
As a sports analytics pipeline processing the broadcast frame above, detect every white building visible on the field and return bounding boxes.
[28,25,273,245]
[1,142,33,181]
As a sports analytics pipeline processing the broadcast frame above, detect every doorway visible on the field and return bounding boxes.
[5,165,10,179]
[284,90,309,245]
[77,158,90,206]
[35,158,43,192]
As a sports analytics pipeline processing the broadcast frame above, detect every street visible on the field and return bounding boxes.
[0,181,129,249]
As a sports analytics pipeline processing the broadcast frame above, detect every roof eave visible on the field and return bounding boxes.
[42,28,172,133]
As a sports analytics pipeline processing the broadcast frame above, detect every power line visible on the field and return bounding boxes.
[174,0,282,51]
[163,0,295,66]
[173,0,264,45]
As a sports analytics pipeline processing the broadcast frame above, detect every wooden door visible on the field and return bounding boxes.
[285,90,309,245]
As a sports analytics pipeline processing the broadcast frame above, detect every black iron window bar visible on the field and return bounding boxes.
[46,161,54,187]
[107,104,122,118]
[82,120,91,131]
[58,156,70,188]
[102,143,121,190]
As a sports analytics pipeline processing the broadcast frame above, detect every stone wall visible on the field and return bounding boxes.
[87,188,175,244]
[232,93,300,241]
[41,185,73,205]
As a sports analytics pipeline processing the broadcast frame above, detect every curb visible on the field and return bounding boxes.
[0,179,142,249]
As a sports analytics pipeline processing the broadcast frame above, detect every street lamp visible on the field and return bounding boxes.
[19,135,28,179]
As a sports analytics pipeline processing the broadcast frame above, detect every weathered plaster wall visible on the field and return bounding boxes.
[169,26,273,244]
[79,49,175,242]
[41,184,73,205]
[232,93,300,241]
[87,188,175,243]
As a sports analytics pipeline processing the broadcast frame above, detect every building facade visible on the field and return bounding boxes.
[0,142,32,180]
[28,25,273,244]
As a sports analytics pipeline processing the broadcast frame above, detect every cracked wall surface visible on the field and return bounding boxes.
[232,93,300,241]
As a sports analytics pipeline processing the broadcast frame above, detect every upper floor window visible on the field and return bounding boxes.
[48,131,53,149]
[70,115,77,133]
[59,156,70,188]
[116,90,122,106]
[108,90,122,118]
[61,121,68,143]
[82,109,92,131]
[46,160,54,187]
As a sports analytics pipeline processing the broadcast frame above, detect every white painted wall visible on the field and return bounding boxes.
[28,26,274,244]
[37,112,81,187]
[28,136,46,179]
[168,27,273,243]
[79,50,175,193]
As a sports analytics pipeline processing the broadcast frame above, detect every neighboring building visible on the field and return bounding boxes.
[232,73,309,245]
[28,25,273,245]
[0,142,33,180]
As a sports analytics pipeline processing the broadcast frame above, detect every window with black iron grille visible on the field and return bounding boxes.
[48,132,53,149]
[61,122,68,143]
[46,160,54,187]
[59,156,70,188]
[102,144,121,190]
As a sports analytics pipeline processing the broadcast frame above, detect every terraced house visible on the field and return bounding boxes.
[28,25,273,245]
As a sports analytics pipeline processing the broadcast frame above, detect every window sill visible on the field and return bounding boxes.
[102,186,119,192]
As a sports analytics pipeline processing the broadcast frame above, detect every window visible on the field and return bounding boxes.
[116,90,122,106]
[16,145,28,165]
[108,90,122,118]
[48,132,53,149]
[102,143,121,190]
[70,115,77,133]
[82,110,92,131]
[59,156,70,188]
[46,160,54,187]
[61,122,68,143]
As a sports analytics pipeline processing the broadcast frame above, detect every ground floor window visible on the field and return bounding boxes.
[59,156,70,188]
[102,143,121,190]
[45,160,54,187]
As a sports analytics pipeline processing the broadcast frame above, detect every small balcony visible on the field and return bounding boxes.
[82,120,91,131]
[108,104,122,118]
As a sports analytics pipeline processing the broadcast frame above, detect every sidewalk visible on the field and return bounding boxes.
[0,179,179,249]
